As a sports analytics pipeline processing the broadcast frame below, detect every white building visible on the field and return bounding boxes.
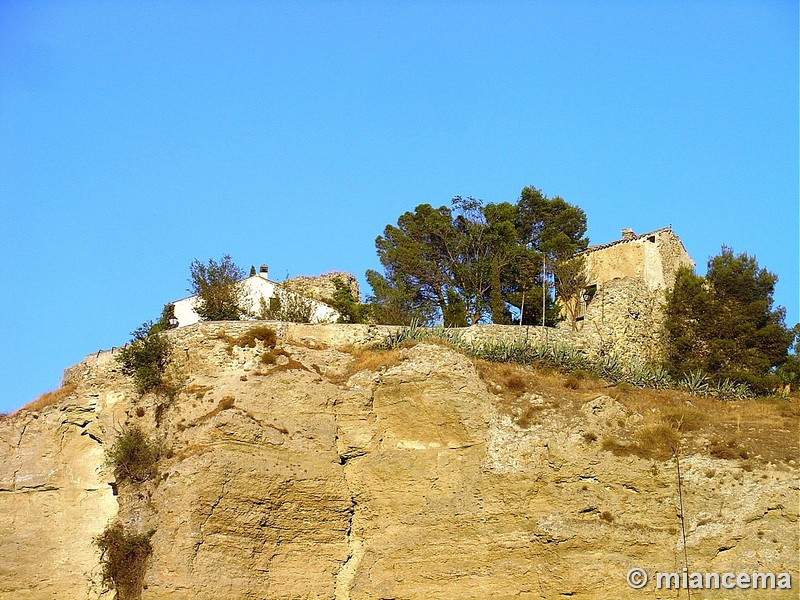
[172,264,340,327]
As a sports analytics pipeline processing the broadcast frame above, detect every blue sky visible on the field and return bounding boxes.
[1,1,797,413]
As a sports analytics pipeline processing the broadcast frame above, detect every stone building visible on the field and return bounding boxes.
[561,227,695,361]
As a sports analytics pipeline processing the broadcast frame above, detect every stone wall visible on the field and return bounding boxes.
[282,272,360,303]
[577,277,665,362]
[559,227,695,362]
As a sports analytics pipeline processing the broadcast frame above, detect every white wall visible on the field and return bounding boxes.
[172,274,340,327]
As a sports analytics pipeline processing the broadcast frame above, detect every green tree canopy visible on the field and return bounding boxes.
[366,186,588,326]
[664,246,795,390]
[190,255,247,321]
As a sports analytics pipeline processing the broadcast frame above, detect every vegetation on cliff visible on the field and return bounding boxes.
[190,254,248,321]
[366,187,588,326]
[116,323,173,395]
[664,246,797,393]
[96,523,153,600]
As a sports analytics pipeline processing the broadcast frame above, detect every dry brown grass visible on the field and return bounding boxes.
[601,422,680,461]
[257,348,310,373]
[182,384,212,400]
[330,347,406,384]
[474,360,534,401]
[15,382,78,415]
[596,385,799,464]
[194,396,236,425]
[474,360,554,428]
[216,325,278,354]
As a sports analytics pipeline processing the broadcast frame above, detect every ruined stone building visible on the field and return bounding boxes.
[561,227,695,361]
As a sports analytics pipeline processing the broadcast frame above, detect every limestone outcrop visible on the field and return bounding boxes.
[0,322,796,599]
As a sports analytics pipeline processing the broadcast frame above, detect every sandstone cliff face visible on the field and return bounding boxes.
[0,323,797,599]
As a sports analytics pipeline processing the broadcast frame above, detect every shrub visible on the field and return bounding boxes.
[147,303,177,335]
[95,523,153,600]
[106,426,162,483]
[190,255,247,321]
[634,423,680,459]
[116,323,172,395]
[324,276,365,323]
[258,290,314,323]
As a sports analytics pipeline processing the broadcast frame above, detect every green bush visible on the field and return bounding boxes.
[190,255,247,321]
[257,291,314,323]
[116,323,172,395]
[96,523,153,600]
[325,276,365,323]
[106,426,162,483]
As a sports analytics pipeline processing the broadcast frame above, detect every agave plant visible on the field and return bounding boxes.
[679,370,710,396]
[733,382,753,400]
[710,378,737,400]
[597,354,624,382]
[623,358,652,388]
[648,365,673,389]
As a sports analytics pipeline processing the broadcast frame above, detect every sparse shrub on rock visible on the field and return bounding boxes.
[95,523,153,600]
[106,425,162,483]
[116,323,172,395]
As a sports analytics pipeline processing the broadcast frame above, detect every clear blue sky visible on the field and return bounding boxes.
[1,1,797,413]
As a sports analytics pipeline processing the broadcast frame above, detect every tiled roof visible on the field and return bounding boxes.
[581,226,673,254]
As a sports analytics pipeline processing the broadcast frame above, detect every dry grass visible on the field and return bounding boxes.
[709,436,750,460]
[256,348,310,373]
[330,347,406,384]
[15,382,78,415]
[474,360,553,428]
[596,384,799,464]
[194,396,236,425]
[474,360,533,401]
[217,325,278,354]
[182,384,212,400]
[600,424,680,461]
[658,406,703,432]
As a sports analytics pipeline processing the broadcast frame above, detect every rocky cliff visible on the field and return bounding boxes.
[1,323,797,599]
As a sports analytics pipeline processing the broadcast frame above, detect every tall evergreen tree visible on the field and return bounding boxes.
[366,186,587,326]
[664,247,795,390]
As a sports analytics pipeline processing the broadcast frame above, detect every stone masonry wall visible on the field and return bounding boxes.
[282,272,361,303]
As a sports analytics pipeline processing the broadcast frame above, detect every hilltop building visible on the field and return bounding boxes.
[172,264,342,327]
[560,227,695,360]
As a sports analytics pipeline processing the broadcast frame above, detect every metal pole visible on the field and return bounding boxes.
[542,256,546,327]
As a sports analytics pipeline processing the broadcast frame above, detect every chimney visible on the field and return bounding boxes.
[259,264,269,278]
[621,228,636,241]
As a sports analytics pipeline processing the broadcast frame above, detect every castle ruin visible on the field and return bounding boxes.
[560,226,695,362]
